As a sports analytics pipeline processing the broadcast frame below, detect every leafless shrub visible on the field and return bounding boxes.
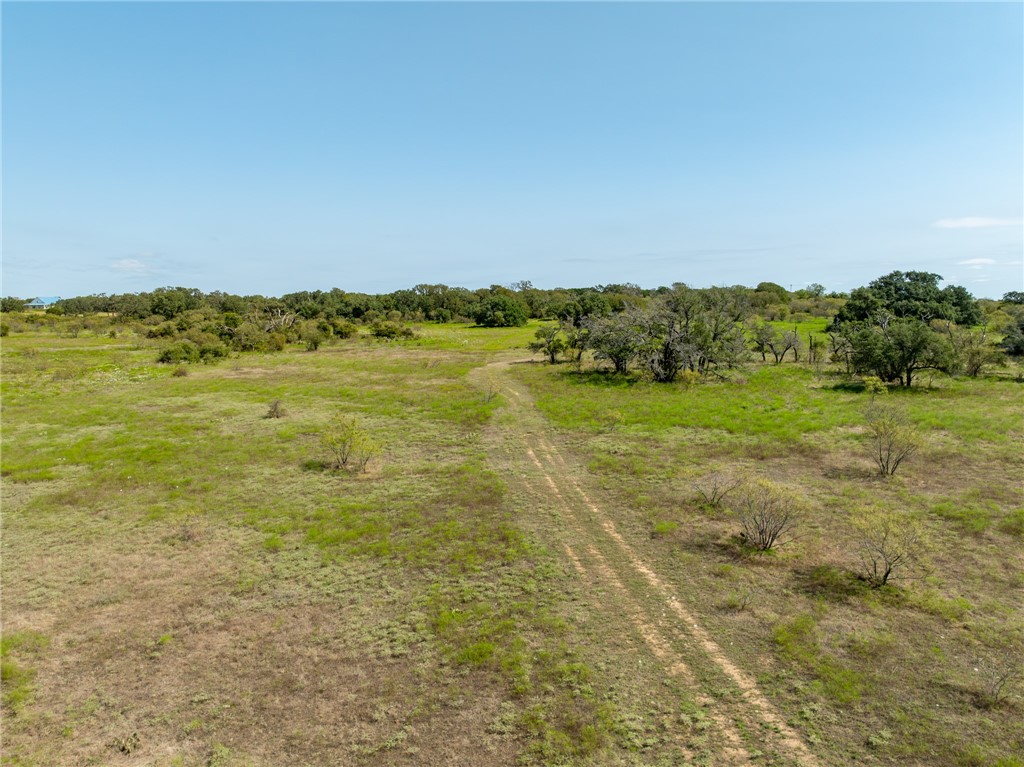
[694,472,741,509]
[865,403,920,476]
[721,589,755,612]
[730,478,803,551]
[976,658,1022,708]
[853,512,926,587]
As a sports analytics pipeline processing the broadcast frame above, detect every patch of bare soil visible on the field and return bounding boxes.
[1,512,518,766]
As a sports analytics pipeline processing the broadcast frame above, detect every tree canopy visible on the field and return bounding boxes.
[832,271,981,327]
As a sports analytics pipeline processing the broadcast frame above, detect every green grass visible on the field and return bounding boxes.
[3,323,1021,766]
[507,354,1023,765]
[773,613,865,704]
[0,328,624,765]
[0,631,49,713]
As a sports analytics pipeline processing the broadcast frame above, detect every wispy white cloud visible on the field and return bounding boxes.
[112,258,149,274]
[933,217,1023,229]
[957,258,997,269]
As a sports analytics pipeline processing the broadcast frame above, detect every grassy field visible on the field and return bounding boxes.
[2,320,1022,766]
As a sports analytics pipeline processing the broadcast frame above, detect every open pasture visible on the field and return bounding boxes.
[2,322,1022,766]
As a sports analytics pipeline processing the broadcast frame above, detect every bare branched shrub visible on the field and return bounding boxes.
[976,658,1022,708]
[264,400,286,419]
[853,512,926,587]
[694,472,741,509]
[721,589,755,612]
[730,479,803,551]
[321,415,382,473]
[865,403,920,476]
[352,436,382,472]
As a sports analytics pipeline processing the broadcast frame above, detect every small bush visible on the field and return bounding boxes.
[651,520,678,538]
[528,325,566,364]
[371,320,414,340]
[331,318,358,338]
[158,340,200,364]
[730,478,804,551]
[865,403,920,476]
[677,369,700,388]
[800,564,867,601]
[694,472,741,509]
[721,590,754,611]
[320,415,382,472]
[265,400,286,419]
[861,375,887,397]
[267,332,287,351]
[147,321,179,339]
[853,511,926,587]
[976,657,1022,708]
[172,366,189,377]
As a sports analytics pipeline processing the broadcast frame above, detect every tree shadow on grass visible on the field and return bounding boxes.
[560,369,639,389]
[793,565,871,603]
[825,379,946,397]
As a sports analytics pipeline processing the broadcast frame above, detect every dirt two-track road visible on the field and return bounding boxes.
[471,358,823,767]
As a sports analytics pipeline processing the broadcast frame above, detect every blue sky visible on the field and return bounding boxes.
[3,2,1022,299]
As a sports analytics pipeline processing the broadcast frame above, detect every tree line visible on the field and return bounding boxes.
[0,280,842,326]
[530,272,1022,385]
[3,274,1023,382]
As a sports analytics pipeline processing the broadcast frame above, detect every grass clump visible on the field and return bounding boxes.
[774,613,864,704]
[0,631,49,713]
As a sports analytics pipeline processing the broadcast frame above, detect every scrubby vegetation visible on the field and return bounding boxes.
[2,273,1022,766]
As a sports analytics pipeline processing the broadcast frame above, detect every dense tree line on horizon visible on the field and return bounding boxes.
[3,274,1023,381]
[0,280,846,325]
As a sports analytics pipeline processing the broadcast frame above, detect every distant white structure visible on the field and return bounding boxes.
[25,296,61,309]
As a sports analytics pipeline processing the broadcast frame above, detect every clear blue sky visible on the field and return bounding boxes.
[3,1,1022,299]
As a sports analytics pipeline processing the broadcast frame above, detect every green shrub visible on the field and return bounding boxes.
[331,318,358,338]
[320,415,382,472]
[267,332,287,351]
[651,520,678,538]
[158,340,200,364]
[146,321,179,338]
[472,294,528,327]
[371,320,414,340]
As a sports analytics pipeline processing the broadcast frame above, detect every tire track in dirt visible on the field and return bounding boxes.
[534,447,749,763]
[474,360,821,767]
[532,438,818,761]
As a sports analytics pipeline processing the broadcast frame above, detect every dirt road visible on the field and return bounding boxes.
[472,359,821,766]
